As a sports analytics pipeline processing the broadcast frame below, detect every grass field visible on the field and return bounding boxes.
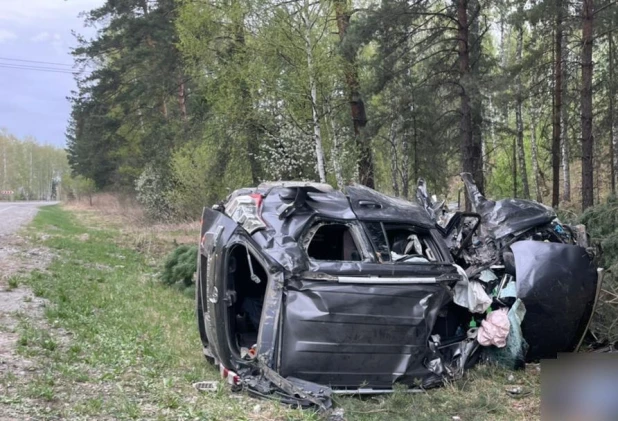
[0,205,541,420]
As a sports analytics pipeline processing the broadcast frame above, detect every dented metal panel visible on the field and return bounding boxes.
[197,178,605,410]
[461,173,556,240]
[511,241,599,360]
[345,184,435,227]
[278,278,453,388]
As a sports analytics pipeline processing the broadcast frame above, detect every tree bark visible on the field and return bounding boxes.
[401,123,410,199]
[512,135,517,198]
[326,101,345,190]
[233,12,260,185]
[552,0,563,207]
[530,99,543,202]
[469,0,484,189]
[610,31,616,195]
[334,0,374,188]
[413,116,418,188]
[162,98,168,119]
[581,0,594,210]
[561,31,571,201]
[516,24,529,199]
[458,0,483,205]
[488,95,497,175]
[301,0,326,183]
[388,121,399,196]
[178,76,188,122]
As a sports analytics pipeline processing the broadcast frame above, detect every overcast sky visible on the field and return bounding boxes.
[0,0,103,147]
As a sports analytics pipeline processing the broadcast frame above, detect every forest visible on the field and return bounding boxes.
[66,0,616,218]
[0,130,68,200]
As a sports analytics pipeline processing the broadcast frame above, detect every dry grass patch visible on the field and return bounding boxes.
[65,193,200,260]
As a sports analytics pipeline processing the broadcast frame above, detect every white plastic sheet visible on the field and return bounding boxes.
[452,265,492,313]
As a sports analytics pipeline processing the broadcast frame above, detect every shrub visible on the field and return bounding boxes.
[161,245,198,288]
[135,165,174,221]
[580,196,618,344]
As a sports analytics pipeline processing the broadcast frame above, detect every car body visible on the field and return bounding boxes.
[196,179,601,409]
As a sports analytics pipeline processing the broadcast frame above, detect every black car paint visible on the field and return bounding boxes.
[512,241,600,360]
[457,173,601,360]
[197,180,601,408]
[197,184,470,406]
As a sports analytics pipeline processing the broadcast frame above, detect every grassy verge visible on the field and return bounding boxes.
[2,205,540,420]
[3,205,311,420]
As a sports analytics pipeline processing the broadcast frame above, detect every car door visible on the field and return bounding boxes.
[198,207,244,369]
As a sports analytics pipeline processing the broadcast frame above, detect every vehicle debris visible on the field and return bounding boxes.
[505,385,530,398]
[478,309,510,348]
[195,176,601,409]
[193,381,219,392]
[418,174,602,355]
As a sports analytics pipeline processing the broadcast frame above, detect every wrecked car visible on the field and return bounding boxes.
[418,174,602,363]
[195,178,601,409]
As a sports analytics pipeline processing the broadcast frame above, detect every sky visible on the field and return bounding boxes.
[0,0,103,147]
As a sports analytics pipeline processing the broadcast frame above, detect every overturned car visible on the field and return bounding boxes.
[196,177,601,409]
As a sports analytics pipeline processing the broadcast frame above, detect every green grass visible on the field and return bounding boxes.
[5,205,313,420]
[1,205,540,420]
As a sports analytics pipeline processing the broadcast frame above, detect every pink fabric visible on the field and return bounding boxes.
[478,309,510,348]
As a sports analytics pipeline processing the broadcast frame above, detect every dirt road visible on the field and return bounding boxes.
[0,201,57,420]
[0,202,57,236]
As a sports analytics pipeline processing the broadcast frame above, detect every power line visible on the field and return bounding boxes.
[0,56,73,67]
[0,64,76,74]
[0,64,77,75]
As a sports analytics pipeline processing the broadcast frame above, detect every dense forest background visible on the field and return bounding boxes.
[0,129,68,200]
[66,0,617,218]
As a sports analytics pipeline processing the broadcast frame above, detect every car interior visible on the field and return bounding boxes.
[227,244,268,351]
[306,223,362,261]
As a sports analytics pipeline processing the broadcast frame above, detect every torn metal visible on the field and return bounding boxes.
[422,173,601,364]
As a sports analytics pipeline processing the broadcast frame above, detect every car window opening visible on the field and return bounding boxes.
[307,223,362,261]
[227,245,267,350]
[386,227,437,262]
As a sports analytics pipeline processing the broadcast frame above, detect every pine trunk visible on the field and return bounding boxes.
[470,0,484,189]
[334,0,373,188]
[581,0,594,210]
[178,76,187,122]
[530,99,543,202]
[413,117,419,186]
[561,31,571,202]
[610,31,616,195]
[458,0,483,205]
[516,25,529,199]
[401,124,410,199]
[552,0,563,207]
[389,121,399,196]
[488,95,497,174]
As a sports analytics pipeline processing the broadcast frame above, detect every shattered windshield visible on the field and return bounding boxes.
[364,222,442,263]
